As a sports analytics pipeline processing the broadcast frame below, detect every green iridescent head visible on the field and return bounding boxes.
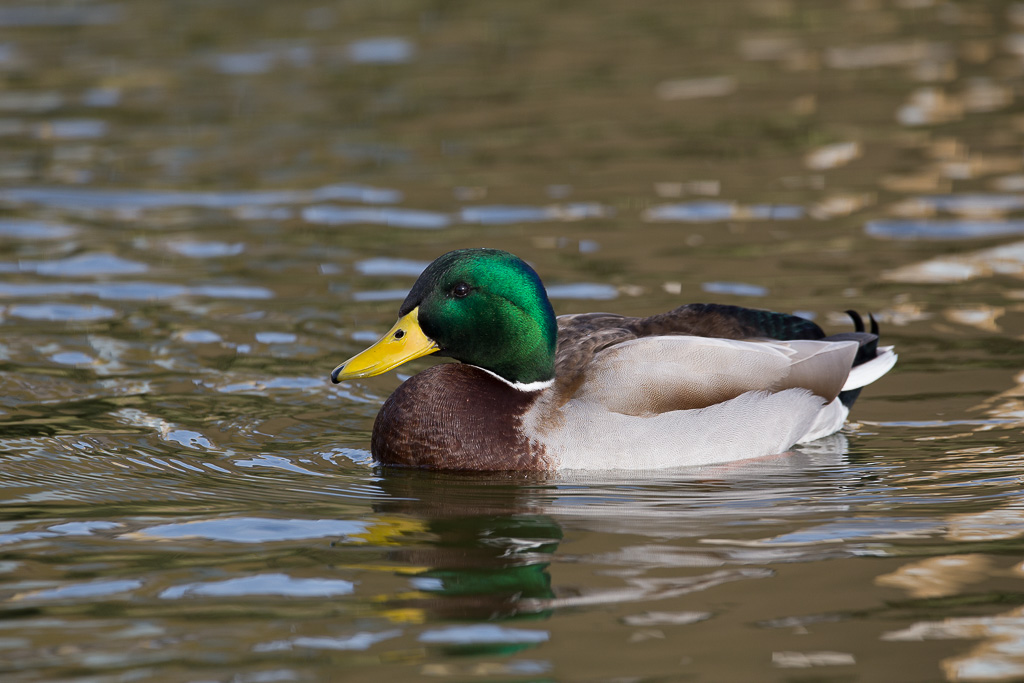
[332,249,557,385]
[401,249,557,384]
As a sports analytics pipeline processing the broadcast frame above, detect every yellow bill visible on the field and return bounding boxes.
[331,307,439,382]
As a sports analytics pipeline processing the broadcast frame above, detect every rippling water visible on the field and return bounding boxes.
[3,1,1024,681]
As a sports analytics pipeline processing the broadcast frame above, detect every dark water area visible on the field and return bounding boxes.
[3,0,1024,680]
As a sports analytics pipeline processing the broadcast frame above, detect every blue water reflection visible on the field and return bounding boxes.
[160,574,355,599]
[419,625,549,644]
[255,630,402,652]
[0,183,401,210]
[8,303,116,321]
[0,5,121,26]
[14,253,148,277]
[545,283,619,300]
[867,219,1024,240]
[0,218,76,239]
[355,258,429,277]
[0,282,273,301]
[460,205,553,224]
[303,205,449,229]
[19,579,143,602]
[139,517,367,543]
[701,281,769,297]
[347,38,415,64]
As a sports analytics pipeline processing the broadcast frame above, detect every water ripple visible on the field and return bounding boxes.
[39,119,108,140]
[0,5,121,26]
[459,205,552,224]
[347,37,415,64]
[167,241,245,258]
[14,579,142,602]
[867,219,1024,240]
[419,624,549,645]
[7,303,116,321]
[302,205,449,229]
[0,281,272,301]
[701,281,769,297]
[917,194,1024,214]
[255,630,402,652]
[0,218,77,239]
[545,283,619,300]
[643,202,733,222]
[0,183,401,211]
[160,574,355,599]
[355,257,429,276]
[15,253,149,277]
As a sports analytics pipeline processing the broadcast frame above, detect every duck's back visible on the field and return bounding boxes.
[554,304,828,379]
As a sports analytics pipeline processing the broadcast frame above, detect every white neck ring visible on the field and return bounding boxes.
[472,366,555,392]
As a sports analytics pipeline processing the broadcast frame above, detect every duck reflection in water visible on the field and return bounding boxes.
[369,470,560,639]
[346,436,862,657]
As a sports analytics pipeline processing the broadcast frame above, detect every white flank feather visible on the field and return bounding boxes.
[841,346,897,391]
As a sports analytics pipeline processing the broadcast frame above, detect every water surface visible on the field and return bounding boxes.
[2,1,1024,681]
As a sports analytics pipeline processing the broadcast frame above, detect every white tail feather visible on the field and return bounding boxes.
[842,346,897,391]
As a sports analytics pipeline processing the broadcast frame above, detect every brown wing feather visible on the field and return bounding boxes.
[555,313,638,392]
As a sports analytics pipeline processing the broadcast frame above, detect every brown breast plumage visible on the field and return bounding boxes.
[370,363,549,471]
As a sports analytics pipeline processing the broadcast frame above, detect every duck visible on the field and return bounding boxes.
[331,248,897,471]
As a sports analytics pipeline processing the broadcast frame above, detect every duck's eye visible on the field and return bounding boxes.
[452,282,471,299]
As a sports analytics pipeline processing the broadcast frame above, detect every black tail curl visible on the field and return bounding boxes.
[845,309,879,336]
[829,310,885,409]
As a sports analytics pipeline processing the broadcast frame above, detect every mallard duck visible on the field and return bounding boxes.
[332,248,896,471]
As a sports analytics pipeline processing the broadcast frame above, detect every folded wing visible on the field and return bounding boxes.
[568,336,859,416]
